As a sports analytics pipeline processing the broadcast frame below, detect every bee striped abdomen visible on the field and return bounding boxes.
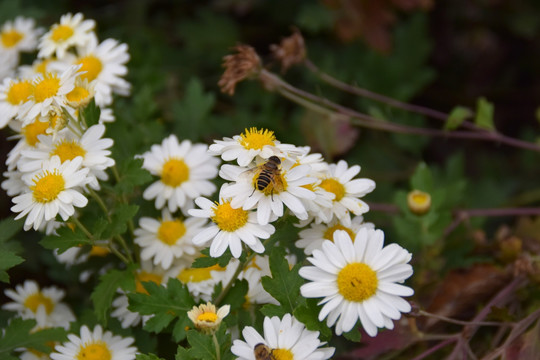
[256,170,273,190]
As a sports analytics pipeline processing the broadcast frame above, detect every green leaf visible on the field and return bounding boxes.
[0,318,67,357]
[261,247,305,316]
[192,248,232,268]
[410,163,433,192]
[0,250,24,283]
[0,217,23,242]
[343,327,362,342]
[260,304,286,318]
[297,3,335,33]
[294,298,332,340]
[114,158,153,194]
[103,204,139,238]
[172,77,215,141]
[445,106,472,130]
[91,267,136,325]
[474,97,495,130]
[136,354,165,360]
[186,330,216,360]
[128,278,195,341]
[40,226,92,254]
[176,345,194,360]
[82,99,101,127]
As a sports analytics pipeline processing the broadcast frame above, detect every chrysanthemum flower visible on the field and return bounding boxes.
[299,229,414,336]
[50,325,137,360]
[3,280,75,329]
[140,134,219,213]
[317,160,376,226]
[37,13,95,59]
[11,156,89,231]
[175,261,226,302]
[189,185,275,258]
[187,302,230,334]
[220,159,316,225]
[0,17,43,58]
[0,77,33,128]
[295,215,374,255]
[208,127,300,167]
[134,209,206,269]
[231,313,335,360]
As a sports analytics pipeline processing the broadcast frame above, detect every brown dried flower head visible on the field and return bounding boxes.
[270,29,306,73]
[218,44,261,96]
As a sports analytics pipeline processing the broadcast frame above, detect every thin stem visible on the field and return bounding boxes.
[114,235,134,263]
[418,310,504,327]
[70,217,94,241]
[212,333,221,360]
[215,251,256,306]
[410,338,457,360]
[87,187,111,220]
[108,243,130,264]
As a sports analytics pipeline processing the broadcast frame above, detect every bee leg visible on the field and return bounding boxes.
[250,187,256,197]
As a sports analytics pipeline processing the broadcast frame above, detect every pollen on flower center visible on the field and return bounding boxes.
[135,271,163,294]
[24,120,50,146]
[211,201,248,232]
[6,80,33,105]
[1,29,23,47]
[157,220,186,245]
[51,140,86,162]
[319,178,345,201]
[197,312,218,323]
[23,293,54,314]
[239,127,275,150]
[31,170,65,203]
[337,262,378,302]
[272,348,294,360]
[161,158,189,187]
[51,24,74,42]
[33,74,61,103]
[324,224,355,242]
[76,55,103,81]
[66,86,90,103]
[178,264,224,283]
[76,341,111,360]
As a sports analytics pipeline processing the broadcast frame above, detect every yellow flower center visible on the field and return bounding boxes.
[23,292,54,314]
[66,86,90,103]
[157,220,186,245]
[31,170,65,203]
[23,120,50,146]
[33,74,61,103]
[211,201,248,232]
[337,262,378,302]
[135,271,163,294]
[239,127,275,150]
[6,80,33,105]
[323,224,355,242]
[89,245,110,257]
[178,264,224,283]
[51,24,74,42]
[76,55,103,81]
[35,59,51,74]
[51,140,86,163]
[1,29,23,48]
[272,348,294,360]
[161,158,189,187]
[319,178,345,201]
[197,312,218,323]
[76,341,111,360]
[407,189,431,215]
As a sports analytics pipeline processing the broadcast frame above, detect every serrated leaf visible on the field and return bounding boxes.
[0,318,67,356]
[114,158,153,194]
[445,106,472,130]
[410,162,433,192]
[91,267,136,325]
[172,316,193,342]
[192,249,232,268]
[0,217,23,242]
[0,250,24,283]
[220,279,247,311]
[82,99,101,127]
[128,278,195,339]
[40,226,92,254]
[186,330,216,360]
[261,247,305,315]
[293,298,332,340]
[176,345,193,360]
[260,304,286,318]
[136,354,165,360]
[103,204,139,238]
[474,97,495,130]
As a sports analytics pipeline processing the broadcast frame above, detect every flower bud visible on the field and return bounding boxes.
[407,189,431,215]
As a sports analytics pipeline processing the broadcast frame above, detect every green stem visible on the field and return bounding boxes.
[70,217,94,241]
[108,243,131,264]
[88,187,111,220]
[215,251,255,306]
[212,333,221,360]
[114,235,134,263]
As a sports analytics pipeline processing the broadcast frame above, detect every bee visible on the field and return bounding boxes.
[254,343,275,360]
[243,156,284,198]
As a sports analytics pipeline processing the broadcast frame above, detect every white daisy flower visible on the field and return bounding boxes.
[53,33,130,107]
[296,215,374,255]
[11,156,89,231]
[208,127,300,166]
[50,325,137,360]
[140,135,220,213]
[0,50,17,80]
[64,76,95,108]
[18,65,80,125]
[3,280,75,329]
[231,313,335,360]
[220,158,316,225]
[189,184,275,258]
[0,77,33,128]
[134,209,206,270]
[37,13,95,59]
[19,124,115,189]
[242,264,278,306]
[299,228,414,336]
[54,240,111,267]
[175,262,227,302]
[187,302,230,334]
[0,17,43,57]
[317,160,376,226]
[2,169,26,197]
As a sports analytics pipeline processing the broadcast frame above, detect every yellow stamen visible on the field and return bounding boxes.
[323,224,355,242]
[31,170,65,203]
[211,201,248,232]
[6,80,33,105]
[272,348,294,360]
[319,178,345,201]
[178,264,224,283]
[23,293,54,314]
[33,74,61,103]
[157,220,186,245]
[23,120,50,146]
[337,262,378,302]
[239,127,275,150]
[197,312,218,323]
[76,55,103,81]
[51,24,74,42]
[76,341,111,360]
[1,29,24,48]
[66,86,90,103]
[50,140,86,163]
[161,158,189,187]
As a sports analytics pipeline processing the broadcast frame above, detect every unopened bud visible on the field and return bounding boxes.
[407,190,431,215]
